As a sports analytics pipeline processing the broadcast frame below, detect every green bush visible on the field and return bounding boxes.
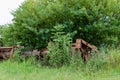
[1,0,120,48]
[0,26,3,46]
[47,24,73,67]
[0,39,3,47]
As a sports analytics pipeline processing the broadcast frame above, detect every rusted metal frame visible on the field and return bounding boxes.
[81,39,93,49]
[0,47,13,50]
[81,39,99,53]
[0,52,7,59]
[0,46,18,59]
[74,39,96,61]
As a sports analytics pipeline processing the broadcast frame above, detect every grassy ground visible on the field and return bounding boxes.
[0,46,120,80]
[0,60,120,80]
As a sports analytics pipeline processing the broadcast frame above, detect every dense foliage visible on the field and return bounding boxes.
[1,0,120,48]
[47,24,73,67]
[0,26,3,46]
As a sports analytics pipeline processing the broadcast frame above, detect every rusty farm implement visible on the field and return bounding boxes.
[0,39,99,62]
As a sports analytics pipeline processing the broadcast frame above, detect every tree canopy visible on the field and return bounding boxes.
[1,0,120,48]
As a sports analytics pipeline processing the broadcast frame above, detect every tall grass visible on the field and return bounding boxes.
[0,44,120,80]
[81,46,120,71]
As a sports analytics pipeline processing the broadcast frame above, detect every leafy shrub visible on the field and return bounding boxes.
[10,48,24,62]
[1,0,120,48]
[47,24,75,67]
[0,39,3,47]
